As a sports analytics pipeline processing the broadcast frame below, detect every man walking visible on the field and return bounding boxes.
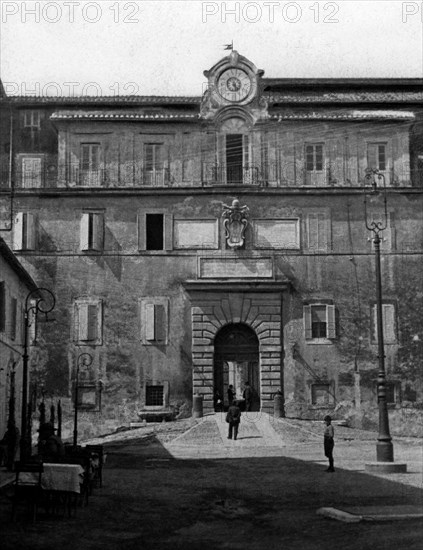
[226,400,241,440]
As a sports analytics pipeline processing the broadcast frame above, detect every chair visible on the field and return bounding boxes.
[12,460,44,523]
[85,445,104,488]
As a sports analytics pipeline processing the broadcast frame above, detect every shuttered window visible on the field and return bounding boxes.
[13,212,36,251]
[367,143,386,171]
[304,304,336,340]
[74,300,102,345]
[81,144,100,171]
[138,212,173,251]
[371,303,397,344]
[306,144,324,171]
[80,212,104,251]
[140,299,168,345]
[306,213,329,252]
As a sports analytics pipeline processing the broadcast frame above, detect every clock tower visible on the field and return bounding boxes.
[200,51,267,123]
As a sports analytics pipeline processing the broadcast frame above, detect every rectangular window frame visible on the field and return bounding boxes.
[23,110,41,129]
[143,380,169,410]
[73,298,103,346]
[139,298,169,345]
[304,304,336,342]
[367,142,387,172]
[138,211,173,252]
[306,212,330,252]
[80,143,102,187]
[13,212,37,251]
[80,212,104,252]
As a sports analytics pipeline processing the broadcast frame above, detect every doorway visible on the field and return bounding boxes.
[214,323,260,411]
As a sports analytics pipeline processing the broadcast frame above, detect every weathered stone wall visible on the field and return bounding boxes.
[1,189,421,437]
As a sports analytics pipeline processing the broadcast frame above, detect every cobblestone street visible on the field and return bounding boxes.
[1,416,422,550]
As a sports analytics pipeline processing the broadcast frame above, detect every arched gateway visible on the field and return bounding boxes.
[184,283,288,415]
[214,323,260,411]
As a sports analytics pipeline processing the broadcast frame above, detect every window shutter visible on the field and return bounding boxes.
[304,305,312,340]
[307,214,318,251]
[164,214,173,251]
[0,282,5,332]
[145,303,155,341]
[317,214,328,251]
[25,213,36,250]
[154,304,166,342]
[10,298,17,340]
[78,303,89,340]
[326,305,336,339]
[91,145,100,171]
[138,213,146,251]
[315,145,323,171]
[367,144,377,170]
[87,304,98,340]
[13,213,24,250]
[92,214,104,251]
[383,304,396,343]
[305,145,314,171]
[378,145,386,171]
[80,213,90,251]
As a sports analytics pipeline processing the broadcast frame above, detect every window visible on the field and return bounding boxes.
[21,156,43,188]
[305,144,325,185]
[367,143,387,172]
[146,214,164,250]
[306,213,329,252]
[80,212,104,251]
[306,144,324,172]
[144,143,165,185]
[23,110,41,129]
[371,303,397,344]
[74,299,102,345]
[80,144,101,186]
[13,212,36,251]
[304,304,336,340]
[138,212,173,251]
[144,380,169,408]
[0,282,5,332]
[311,383,335,406]
[9,297,17,340]
[145,385,164,406]
[140,298,169,345]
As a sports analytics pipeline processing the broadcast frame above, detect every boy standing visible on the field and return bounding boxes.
[323,415,335,472]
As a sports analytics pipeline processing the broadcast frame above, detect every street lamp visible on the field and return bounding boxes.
[20,288,55,461]
[73,352,93,448]
[363,170,406,472]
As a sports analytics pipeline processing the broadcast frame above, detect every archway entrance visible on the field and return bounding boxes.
[214,323,260,411]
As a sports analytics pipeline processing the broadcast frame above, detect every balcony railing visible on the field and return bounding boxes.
[1,164,422,189]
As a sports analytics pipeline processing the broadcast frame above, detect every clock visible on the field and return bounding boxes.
[217,68,252,102]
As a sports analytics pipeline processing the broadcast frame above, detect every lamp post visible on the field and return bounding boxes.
[364,169,394,463]
[73,352,93,448]
[20,288,55,461]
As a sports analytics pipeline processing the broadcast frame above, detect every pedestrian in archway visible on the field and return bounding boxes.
[323,415,335,472]
[226,400,241,440]
[243,381,253,411]
[227,384,235,406]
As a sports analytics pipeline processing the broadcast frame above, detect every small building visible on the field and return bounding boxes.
[0,51,422,438]
[0,237,37,441]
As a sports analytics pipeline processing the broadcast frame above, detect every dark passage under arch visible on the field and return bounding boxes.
[214,323,260,411]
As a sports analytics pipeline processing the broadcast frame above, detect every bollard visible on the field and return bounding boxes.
[192,393,203,418]
[273,392,284,418]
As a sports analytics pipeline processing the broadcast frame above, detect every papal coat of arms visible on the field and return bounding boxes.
[222,199,249,249]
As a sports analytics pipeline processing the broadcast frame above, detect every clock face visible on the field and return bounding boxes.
[217,68,252,102]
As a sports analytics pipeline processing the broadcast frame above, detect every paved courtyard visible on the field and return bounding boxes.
[1,414,422,549]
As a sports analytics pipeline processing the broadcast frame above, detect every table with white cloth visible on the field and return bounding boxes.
[21,463,84,494]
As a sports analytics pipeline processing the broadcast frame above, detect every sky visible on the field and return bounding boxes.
[0,0,422,96]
